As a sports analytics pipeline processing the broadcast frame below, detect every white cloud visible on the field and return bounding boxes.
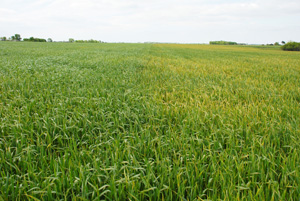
[0,0,299,43]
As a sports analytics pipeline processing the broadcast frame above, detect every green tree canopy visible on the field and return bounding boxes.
[15,34,21,41]
[209,41,238,45]
[281,41,300,51]
[23,37,46,42]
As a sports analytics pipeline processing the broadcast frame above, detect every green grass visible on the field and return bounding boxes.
[0,42,300,200]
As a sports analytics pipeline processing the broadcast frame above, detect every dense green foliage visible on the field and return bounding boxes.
[281,41,300,51]
[209,41,237,45]
[75,39,102,43]
[0,37,7,41]
[23,37,47,42]
[10,34,22,41]
[0,42,300,200]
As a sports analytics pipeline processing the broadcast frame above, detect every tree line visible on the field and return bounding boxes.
[1,34,298,50]
[69,38,103,43]
[281,42,300,51]
[0,34,103,43]
[209,41,238,45]
[0,34,50,42]
[0,34,22,41]
[0,34,52,42]
[209,40,288,46]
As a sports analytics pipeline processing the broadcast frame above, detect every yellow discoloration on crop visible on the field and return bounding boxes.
[0,42,299,200]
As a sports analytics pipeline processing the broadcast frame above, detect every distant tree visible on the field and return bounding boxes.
[209,41,237,45]
[14,34,21,41]
[23,37,46,42]
[0,36,7,41]
[47,38,53,42]
[281,42,300,51]
[69,38,74,43]
[11,34,21,41]
[274,42,280,46]
[281,41,286,45]
[75,39,101,43]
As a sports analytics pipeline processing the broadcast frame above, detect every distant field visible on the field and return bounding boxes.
[0,42,299,200]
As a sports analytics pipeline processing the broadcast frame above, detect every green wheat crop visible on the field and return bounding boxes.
[0,42,299,200]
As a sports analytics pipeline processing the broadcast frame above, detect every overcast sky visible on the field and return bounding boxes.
[1,0,300,44]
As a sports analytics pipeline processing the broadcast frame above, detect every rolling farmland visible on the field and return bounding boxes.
[0,42,300,200]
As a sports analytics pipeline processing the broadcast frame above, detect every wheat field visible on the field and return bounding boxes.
[0,42,299,200]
